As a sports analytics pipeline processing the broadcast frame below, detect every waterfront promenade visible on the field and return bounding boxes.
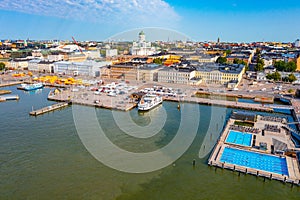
[47,82,274,112]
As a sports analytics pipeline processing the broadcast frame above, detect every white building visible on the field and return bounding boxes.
[158,67,197,84]
[32,49,43,58]
[295,39,300,48]
[84,50,101,59]
[28,59,41,71]
[10,58,31,69]
[51,44,84,53]
[28,60,55,73]
[262,58,273,67]
[130,31,156,56]
[47,54,64,62]
[106,49,118,57]
[257,72,267,81]
[53,60,111,77]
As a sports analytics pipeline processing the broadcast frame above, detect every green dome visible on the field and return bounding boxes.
[139,31,145,35]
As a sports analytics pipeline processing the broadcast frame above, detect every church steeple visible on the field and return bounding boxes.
[139,31,145,43]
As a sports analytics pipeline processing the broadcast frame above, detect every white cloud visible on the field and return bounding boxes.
[0,0,179,26]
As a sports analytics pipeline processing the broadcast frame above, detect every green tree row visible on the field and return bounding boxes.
[266,72,297,82]
[274,61,297,72]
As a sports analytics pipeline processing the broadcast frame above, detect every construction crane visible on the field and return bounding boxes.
[72,36,84,54]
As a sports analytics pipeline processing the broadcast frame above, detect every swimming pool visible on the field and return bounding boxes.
[225,130,252,147]
[220,147,289,176]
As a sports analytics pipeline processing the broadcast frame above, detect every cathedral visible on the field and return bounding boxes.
[130,31,156,56]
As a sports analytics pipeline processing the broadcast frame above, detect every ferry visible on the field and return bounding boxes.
[23,83,44,91]
[138,94,163,111]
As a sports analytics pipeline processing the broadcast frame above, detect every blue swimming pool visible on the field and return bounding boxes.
[220,147,289,176]
[225,130,252,147]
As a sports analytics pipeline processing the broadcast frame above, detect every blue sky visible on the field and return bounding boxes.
[0,0,299,42]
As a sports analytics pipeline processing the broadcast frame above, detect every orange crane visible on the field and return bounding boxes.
[72,36,83,54]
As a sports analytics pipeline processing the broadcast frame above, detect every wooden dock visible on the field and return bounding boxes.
[0,81,22,88]
[0,90,12,95]
[29,102,70,116]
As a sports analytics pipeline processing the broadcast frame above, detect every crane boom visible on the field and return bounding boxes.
[72,36,83,54]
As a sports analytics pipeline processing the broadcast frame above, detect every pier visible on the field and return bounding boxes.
[0,90,12,95]
[29,102,70,116]
[0,81,22,88]
[164,96,274,112]
[0,95,20,102]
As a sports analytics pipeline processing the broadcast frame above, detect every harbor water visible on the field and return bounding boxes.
[0,86,299,199]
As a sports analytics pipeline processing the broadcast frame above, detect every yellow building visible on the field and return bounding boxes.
[195,64,245,86]
[205,50,226,56]
[109,65,137,80]
[297,55,300,71]
[137,65,163,82]
[66,54,87,62]
[157,67,199,85]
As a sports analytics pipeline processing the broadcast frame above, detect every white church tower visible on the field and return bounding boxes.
[130,31,156,56]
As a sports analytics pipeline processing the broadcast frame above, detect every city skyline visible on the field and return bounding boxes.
[0,0,299,42]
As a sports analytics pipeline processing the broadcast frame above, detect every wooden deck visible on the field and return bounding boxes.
[29,102,70,116]
[0,90,12,95]
[0,81,22,88]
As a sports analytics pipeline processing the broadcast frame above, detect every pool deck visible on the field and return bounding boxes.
[208,116,300,185]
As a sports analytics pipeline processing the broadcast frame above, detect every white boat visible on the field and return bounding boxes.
[138,94,163,111]
[24,83,44,91]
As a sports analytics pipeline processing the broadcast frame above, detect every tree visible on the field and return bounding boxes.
[266,71,281,81]
[274,61,296,72]
[233,58,247,66]
[255,56,264,71]
[255,62,264,71]
[153,58,163,65]
[286,61,297,72]
[274,61,285,71]
[284,73,297,82]
[216,56,227,64]
[0,62,5,71]
[225,49,232,55]
[273,71,281,81]
[233,58,240,64]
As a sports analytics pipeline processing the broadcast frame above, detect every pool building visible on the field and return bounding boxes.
[208,112,300,184]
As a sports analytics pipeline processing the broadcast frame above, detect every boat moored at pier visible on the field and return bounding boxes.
[23,83,44,91]
[138,94,163,111]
